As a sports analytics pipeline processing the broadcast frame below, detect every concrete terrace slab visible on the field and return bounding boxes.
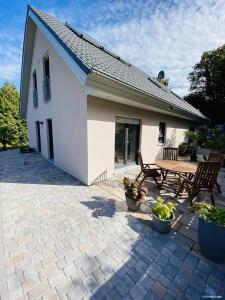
[0,150,225,300]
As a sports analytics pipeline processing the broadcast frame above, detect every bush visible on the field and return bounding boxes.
[123,177,148,201]
[191,202,225,227]
[152,197,176,220]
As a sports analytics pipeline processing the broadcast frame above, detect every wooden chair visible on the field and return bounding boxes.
[136,152,161,188]
[161,147,178,182]
[175,161,221,206]
[163,147,178,161]
[204,153,224,194]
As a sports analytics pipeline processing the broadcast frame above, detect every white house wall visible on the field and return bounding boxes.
[87,96,191,185]
[27,28,88,184]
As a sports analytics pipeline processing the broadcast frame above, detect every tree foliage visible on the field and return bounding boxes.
[0,82,28,149]
[185,44,225,124]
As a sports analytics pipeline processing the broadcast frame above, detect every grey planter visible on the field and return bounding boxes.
[125,196,140,211]
[198,217,225,263]
[152,213,174,234]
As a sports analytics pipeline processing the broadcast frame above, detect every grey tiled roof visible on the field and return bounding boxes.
[30,6,206,119]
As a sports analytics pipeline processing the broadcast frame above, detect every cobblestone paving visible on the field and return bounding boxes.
[0,150,225,300]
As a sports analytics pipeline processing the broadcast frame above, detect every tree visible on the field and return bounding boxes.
[185,44,225,124]
[0,82,28,149]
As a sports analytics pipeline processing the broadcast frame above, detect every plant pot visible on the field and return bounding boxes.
[198,217,225,262]
[152,213,174,234]
[125,196,140,211]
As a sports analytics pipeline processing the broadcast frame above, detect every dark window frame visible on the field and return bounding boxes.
[32,70,38,108]
[158,122,166,144]
[42,54,51,102]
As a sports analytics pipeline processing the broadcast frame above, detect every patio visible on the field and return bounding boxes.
[0,150,225,300]
[97,163,225,263]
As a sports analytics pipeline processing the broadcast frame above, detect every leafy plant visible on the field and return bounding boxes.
[191,202,225,227]
[204,128,225,153]
[0,82,28,149]
[152,197,176,220]
[123,177,148,202]
[185,44,225,124]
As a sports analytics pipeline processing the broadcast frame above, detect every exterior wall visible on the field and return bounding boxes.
[26,28,88,184]
[87,96,191,185]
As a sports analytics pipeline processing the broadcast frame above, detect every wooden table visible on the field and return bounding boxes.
[155,160,198,174]
[155,160,198,188]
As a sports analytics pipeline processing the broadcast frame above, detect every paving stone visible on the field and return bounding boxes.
[92,267,106,284]
[151,281,167,298]
[156,253,169,267]
[48,271,67,287]
[1,150,225,300]
[21,275,40,293]
[189,274,206,293]
[116,275,134,296]
[28,280,50,299]
[184,286,201,300]
[168,279,187,299]
[147,262,162,280]
[127,267,142,282]
[158,275,171,288]
[56,278,74,297]
[163,263,179,281]
[39,262,58,280]
[67,283,87,299]
[129,282,147,299]
[139,274,154,290]
[105,287,123,300]
[7,271,24,289]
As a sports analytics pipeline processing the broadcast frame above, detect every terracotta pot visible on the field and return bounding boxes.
[152,213,175,234]
[125,196,141,211]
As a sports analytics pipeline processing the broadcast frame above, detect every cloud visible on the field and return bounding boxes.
[0,33,22,83]
[77,0,225,97]
[1,0,225,96]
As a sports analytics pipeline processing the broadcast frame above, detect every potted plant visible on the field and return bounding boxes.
[152,197,176,233]
[191,202,225,262]
[123,177,148,211]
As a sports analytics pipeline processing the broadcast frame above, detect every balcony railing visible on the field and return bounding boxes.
[42,75,51,102]
[33,89,38,108]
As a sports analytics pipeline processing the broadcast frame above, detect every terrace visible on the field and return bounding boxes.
[0,150,224,299]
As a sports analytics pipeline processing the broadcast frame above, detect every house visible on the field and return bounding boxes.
[20,6,207,185]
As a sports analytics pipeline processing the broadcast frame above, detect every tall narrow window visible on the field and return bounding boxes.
[158,122,166,144]
[32,70,38,108]
[43,55,51,101]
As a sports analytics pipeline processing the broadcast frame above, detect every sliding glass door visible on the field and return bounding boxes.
[115,118,140,169]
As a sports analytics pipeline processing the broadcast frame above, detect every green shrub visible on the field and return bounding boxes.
[152,197,176,220]
[191,202,225,227]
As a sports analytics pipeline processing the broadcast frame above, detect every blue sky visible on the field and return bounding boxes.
[1,0,225,96]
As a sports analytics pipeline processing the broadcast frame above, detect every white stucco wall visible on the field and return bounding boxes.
[87,96,192,185]
[27,28,88,184]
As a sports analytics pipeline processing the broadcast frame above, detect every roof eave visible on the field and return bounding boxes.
[87,70,208,122]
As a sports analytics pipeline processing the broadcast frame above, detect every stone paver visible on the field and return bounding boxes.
[0,150,225,300]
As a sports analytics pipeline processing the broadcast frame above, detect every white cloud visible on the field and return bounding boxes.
[83,0,225,97]
[0,34,22,83]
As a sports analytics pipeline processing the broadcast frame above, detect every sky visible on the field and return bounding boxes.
[0,0,225,97]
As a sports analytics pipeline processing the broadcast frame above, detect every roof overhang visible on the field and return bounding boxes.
[86,71,208,123]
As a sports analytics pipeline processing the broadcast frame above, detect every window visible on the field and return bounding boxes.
[42,55,51,101]
[158,122,166,144]
[32,70,38,108]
